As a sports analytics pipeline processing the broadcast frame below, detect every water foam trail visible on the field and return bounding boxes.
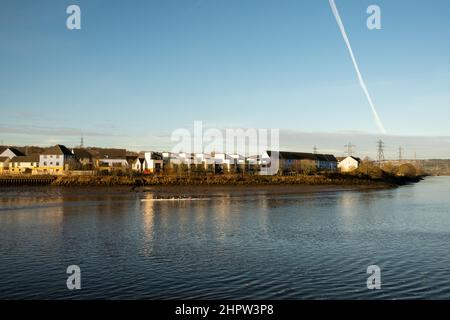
[329,0,387,134]
[141,198,211,202]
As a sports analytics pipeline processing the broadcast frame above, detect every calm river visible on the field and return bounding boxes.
[1,177,450,299]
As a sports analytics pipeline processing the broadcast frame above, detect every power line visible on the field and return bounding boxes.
[376,139,385,166]
[344,142,356,156]
[313,145,318,154]
[79,135,84,148]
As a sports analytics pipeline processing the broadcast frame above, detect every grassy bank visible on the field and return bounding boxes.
[48,171,423,187]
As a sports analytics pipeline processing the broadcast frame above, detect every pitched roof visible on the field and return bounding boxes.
[41,145,73,156]
[72,148,93,159]
[1,147,26,157]
[10,154,40,163]
[315,154,338,162]
[88,148,127,159]
[338,156,361,162]
[134,158,145,165]
[266,151,337,162]
[127,155,139,165]
[0,156,9,163]
[10,147,26,156]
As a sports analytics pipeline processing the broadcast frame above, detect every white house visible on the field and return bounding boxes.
[246,155,260,166]
[213,153,232,171]
[229,154,246,165]
[162,151,176,163]
[132,157,146,172]
[177,152,194,165]
[338,156,361,172]
[214,153,231,163]
[143,152,163,173]
[194,153,214,168]
[38,144,77,174]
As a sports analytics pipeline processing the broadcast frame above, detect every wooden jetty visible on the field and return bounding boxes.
[0,176,56,186]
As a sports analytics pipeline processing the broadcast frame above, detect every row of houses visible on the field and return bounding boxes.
[0,145,77,175]
[0,145,362,175]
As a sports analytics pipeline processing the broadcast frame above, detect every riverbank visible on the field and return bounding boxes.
[0,172,422,188]
[63,171,424,187]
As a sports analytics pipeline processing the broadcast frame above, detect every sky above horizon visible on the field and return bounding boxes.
[1,0,450,158]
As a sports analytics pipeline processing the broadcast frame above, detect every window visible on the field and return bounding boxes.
[44,162,47,166]
[56,162,60,166]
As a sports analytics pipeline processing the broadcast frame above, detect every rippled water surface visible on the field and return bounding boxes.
[1,177,450,299]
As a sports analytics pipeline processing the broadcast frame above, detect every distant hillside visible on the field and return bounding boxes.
[417,159,450,175]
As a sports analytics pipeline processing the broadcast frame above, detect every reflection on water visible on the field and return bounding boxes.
[1,178,450,299]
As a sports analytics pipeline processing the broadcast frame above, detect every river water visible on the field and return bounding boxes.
[1,177,450,299]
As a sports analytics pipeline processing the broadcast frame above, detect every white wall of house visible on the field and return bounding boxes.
[177,153,193,165]
[214,153,229,162]
[194,153,213,164]
[162,152,177,162]
[214,153,232,168]
[39,154,66,168]
[10,161,38,171]
[260,151,271,166]
[144,152,163,172]
[132,159,145,172]
[338,157,360,172]
[229,154,245,165]
[246,156,260,166]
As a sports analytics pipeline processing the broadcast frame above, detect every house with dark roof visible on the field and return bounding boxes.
[262,151,338,174]
[132,156,146,172]
[315,154,338,170]
[82,148,131,172]
[72,148,94,170]
[87,148,127,159]
[132,151,163,174]
[37,145,77,174]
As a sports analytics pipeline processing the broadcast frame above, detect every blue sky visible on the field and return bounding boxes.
[1,0,450,158]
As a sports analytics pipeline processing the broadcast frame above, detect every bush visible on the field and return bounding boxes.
[396,163,417,177]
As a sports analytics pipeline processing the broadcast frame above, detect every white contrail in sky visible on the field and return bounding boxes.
[328,0,387,134]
